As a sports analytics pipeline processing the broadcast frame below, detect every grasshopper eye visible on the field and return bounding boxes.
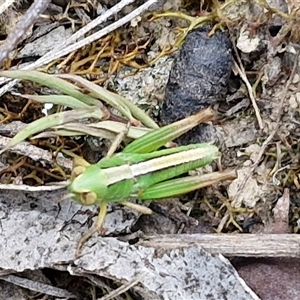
[80,192,97,205]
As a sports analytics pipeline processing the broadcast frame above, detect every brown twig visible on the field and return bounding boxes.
[138,234,300,257]
[231,47,263,129]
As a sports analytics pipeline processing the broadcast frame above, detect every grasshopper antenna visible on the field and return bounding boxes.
[56,193,73,204]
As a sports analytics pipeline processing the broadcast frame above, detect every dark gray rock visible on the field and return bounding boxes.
[159,26,232,143]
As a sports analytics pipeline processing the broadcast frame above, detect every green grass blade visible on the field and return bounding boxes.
[57,74,134,123]
[58,74,158,128]
[32,126,118,140]
[0,70,100,107]
[33,121,152,142]
[90,121,153,139]
[1,107,105,151]
[108,92,159,129]
[56,120,152,139]
[20,94,90,109]
[54,124,118,140]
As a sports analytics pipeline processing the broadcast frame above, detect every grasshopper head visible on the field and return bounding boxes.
[68,164,108,206]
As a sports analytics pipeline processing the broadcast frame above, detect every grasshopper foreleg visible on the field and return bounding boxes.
[76,201,153,256]
[76,202,108,257]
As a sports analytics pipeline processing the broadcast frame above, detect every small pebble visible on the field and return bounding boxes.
[159,26,232,144]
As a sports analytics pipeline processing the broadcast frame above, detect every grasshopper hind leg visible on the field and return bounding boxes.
[76,202,107,257]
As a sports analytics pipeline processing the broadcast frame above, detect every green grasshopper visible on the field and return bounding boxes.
[68,108,232,254]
